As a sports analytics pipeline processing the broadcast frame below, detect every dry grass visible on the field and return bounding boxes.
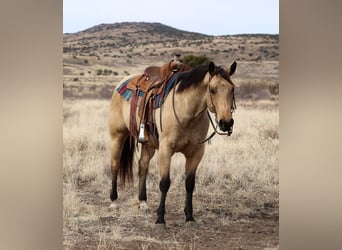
[63,97,278,249]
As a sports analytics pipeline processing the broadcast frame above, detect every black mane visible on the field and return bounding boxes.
[176,65,209,93]
[176,64,232,93]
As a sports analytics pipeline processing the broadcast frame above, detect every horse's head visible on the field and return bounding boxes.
[206,61,237,135]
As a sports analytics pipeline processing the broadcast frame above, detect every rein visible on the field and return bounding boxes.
[158,60,181,132]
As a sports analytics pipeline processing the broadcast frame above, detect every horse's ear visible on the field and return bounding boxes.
[209,61,216,76]
[228,61,237,76]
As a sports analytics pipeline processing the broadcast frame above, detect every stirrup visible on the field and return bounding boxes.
[138,123,146,143]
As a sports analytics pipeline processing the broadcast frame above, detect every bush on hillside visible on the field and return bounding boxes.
[182,54,211,68]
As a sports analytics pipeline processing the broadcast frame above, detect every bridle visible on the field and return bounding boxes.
[206,74,236,137]
[172,72,237,144]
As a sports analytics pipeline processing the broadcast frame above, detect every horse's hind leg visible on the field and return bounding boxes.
[184,145,205,225]
[155,142,172,230]
[109,133,126,204]
[138,144,155,210]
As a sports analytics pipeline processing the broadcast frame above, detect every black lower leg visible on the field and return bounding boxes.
[138,176,147,201]
[156,176,170,224]
[110,179,118,201]
[184,174,195,222]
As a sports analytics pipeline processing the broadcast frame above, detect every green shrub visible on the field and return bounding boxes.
[182,54,211,68]
[269,83,279,95]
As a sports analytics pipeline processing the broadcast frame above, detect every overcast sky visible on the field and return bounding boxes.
[63,0,279,35]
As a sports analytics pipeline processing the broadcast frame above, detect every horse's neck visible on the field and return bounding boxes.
[175,79,209,123]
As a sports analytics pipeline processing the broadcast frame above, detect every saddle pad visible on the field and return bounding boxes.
[153,75,178,108]
[116,78,144,101]
[117,74,179,108]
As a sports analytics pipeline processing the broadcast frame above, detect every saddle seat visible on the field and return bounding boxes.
[126,60,183,94]
[144,66,161,79]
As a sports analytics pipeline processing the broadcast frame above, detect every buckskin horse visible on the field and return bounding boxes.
[108,60,237,230]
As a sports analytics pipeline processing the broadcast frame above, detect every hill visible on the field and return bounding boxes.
[63,22,279,99]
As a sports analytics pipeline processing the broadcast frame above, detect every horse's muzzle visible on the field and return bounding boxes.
[218,118,234,135]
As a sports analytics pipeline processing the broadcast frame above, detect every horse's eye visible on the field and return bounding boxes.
[210,88,216,95]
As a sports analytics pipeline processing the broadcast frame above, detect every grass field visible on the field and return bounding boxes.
[63,97,279,249]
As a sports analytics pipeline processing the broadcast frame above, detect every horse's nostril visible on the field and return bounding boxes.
[228,119,234,127]
[218,119,226,128]
[219,119,234,126]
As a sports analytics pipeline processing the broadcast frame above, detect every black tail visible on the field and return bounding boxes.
[120,136,135,188]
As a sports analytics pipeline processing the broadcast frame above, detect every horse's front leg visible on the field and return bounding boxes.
[184,145,205,227]
[155,142,172,230]
[138,144,155,210]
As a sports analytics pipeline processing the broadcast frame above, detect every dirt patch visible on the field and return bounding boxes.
[64,183,278,250]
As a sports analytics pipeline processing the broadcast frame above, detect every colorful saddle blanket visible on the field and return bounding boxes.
[117,74,179,109]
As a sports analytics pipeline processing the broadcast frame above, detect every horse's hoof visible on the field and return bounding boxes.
[138,201,150,214]
[154,223,167,232]
[138,201,149,210]
[109,201,120,210]
[185,220,199,229]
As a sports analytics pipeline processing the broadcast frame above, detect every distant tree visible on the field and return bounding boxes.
[269,83,279,95]
[182,54,211,68]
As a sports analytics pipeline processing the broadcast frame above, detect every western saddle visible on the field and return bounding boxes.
[126,54,189,144]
